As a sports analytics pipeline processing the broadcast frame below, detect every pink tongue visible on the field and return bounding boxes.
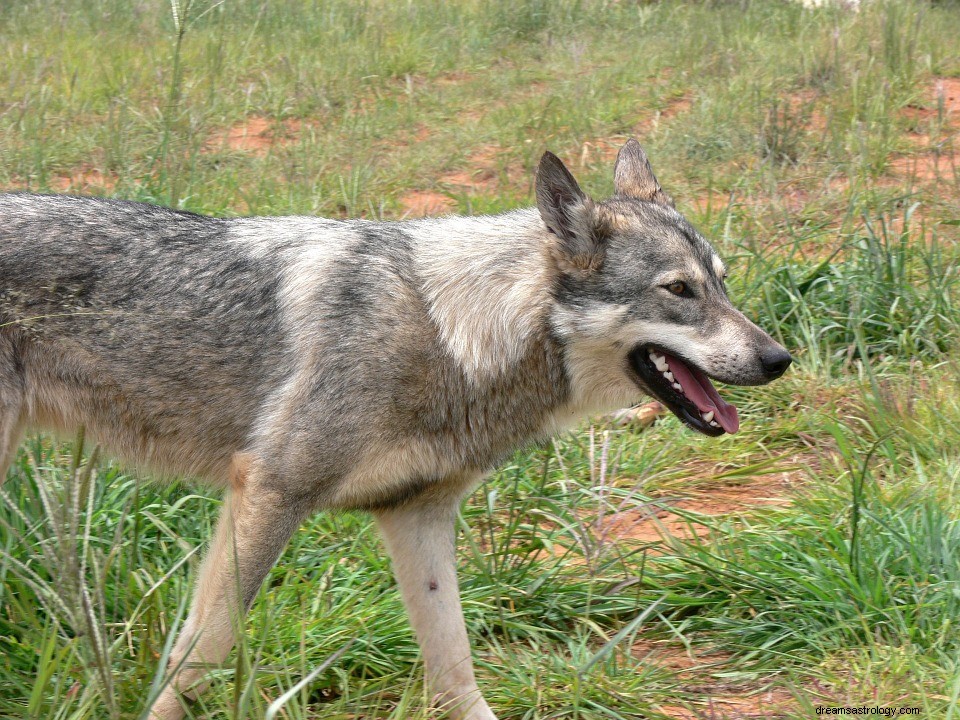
[663,353,739,434]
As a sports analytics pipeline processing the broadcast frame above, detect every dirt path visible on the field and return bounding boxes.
[603,427,808,719]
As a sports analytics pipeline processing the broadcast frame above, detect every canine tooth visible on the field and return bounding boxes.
[654,357,669,372]
[672,382,683,392]
[663,371,674,382]
[709,421,720,427]
[701,411,714,422]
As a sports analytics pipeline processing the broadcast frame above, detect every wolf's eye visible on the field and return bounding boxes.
[665,281,688,296]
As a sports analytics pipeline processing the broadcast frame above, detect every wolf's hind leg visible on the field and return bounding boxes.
[148,455,311,720]
[0,409,24,485]
[0,339,25,485]
[375,486,498,720]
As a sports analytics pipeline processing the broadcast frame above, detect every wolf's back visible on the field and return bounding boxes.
[0,194,292,473]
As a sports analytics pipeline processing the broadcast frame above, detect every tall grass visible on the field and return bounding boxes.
[741,202,960,374]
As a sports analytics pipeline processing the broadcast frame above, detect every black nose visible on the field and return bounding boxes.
[760,346,793,379]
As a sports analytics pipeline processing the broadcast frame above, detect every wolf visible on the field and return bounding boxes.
[0,139,791,719]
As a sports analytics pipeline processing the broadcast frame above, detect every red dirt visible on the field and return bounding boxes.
[580,94,695,165]
[441,167,498,191]
[611,452,809,719]
[439,144,524,194]
[889,146,958,182]
[902,102,937,130]
[657,95,693,123]
[598,469,799,547]
[656,687,797,719]
[636,641,798,718]
[399,145,518,215]
[786,88,828,134]
[379,123,434,153]
[934,77,960,118]
[208,116,305,156]
[890,77,960,183]
[50,168,117,193]
[398,189,456,217]
[397,90,694,211]
[435,70,475,87]
[633,639,732,676]
[689,191,733,215]
[620,446,842,720]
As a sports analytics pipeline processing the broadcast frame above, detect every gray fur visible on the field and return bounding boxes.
[614,138,675,208]
[0,140,790,720]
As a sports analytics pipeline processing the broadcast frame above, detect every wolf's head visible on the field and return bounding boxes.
[540,139,791,436]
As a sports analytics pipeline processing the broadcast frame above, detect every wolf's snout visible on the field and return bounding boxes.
[759,346,792,380]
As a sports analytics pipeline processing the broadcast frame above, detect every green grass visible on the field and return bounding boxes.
[2,0,960,718]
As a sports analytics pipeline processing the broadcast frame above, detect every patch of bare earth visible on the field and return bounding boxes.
[633,603,804,718]
[398,190,456,217]
[889,146,958,183]
[635,640,799,718]
[689,190,733,215]
[439,144,521,194]
[655,688,797,720]
[889,77,960,183]
[692,88,831,219]
[617,459,812,719]
[398,145,517,218]
[397,81,693,207]
[50,168,117,193]
[378,123,434,154]
[598,469,798,547]
[207,116,305,156]
[634,640,798,718]
[780,88,829,135]
[580,94,694,166]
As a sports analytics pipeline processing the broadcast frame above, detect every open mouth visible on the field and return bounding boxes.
[627,346,739,437]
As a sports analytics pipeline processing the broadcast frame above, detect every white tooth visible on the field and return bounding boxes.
[663,371,674,382]
[654,357,669,371]
[701,411,714,422]
[672,383,683,392]
[710,421,720,427]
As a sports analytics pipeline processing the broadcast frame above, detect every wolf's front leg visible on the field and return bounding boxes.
[375,494,498,720]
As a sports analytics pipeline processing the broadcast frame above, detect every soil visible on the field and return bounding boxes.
[889,76,960,183]
[439,145,507,193]
[50,168,117,193]
[598,471,797,547]
[615,452,816,719]
[581,94,695,165]
[445,142,539,198]
[689,191,733,215]
[398,189,456,217]
[207,116,305,156]
[634,621,801,718]
[655,687,797,719]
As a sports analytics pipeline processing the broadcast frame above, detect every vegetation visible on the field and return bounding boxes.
[1,0,959,717]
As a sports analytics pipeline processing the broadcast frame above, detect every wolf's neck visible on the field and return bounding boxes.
[406,208,556,384]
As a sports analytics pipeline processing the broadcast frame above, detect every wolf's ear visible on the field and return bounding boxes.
[613,138,674,208]
[536,151,603,272]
